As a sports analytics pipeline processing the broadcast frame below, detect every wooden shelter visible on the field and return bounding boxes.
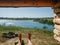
[0,0,60,42]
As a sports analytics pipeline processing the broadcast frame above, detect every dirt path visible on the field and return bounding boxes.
[0,38,19,45]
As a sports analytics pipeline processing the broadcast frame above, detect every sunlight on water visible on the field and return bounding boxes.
[0,19,54,30]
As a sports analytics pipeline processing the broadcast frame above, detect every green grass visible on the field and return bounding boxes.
[0,25,60,45]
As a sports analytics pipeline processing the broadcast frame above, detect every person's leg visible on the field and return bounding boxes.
[27,33,32,45]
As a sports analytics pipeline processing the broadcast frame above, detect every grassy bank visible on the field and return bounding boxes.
[0,25,60,45]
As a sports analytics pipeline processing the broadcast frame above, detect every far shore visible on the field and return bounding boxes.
[0,17,53,25]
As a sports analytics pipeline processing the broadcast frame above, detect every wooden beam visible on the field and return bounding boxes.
[0,0,59,7]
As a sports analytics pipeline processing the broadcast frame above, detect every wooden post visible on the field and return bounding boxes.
[53,1,60,42]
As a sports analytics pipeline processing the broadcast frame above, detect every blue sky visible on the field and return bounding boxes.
[0,7,54,18]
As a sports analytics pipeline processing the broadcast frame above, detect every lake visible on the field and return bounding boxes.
[0,19,54,30]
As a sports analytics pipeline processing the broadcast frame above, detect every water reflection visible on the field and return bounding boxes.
[0,19,54,30]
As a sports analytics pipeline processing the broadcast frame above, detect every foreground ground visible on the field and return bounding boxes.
[0,25,60,45]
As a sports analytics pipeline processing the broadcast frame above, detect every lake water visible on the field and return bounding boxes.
[0,19,54,30]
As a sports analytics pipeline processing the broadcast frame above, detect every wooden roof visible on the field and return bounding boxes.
[0,0,59,7]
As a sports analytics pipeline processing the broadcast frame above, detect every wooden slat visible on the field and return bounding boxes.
[0,0,53,7]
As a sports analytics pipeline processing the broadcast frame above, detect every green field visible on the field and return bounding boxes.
[0,25,60,45]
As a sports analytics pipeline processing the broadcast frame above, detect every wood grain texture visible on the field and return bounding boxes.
[0,0,54,7]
